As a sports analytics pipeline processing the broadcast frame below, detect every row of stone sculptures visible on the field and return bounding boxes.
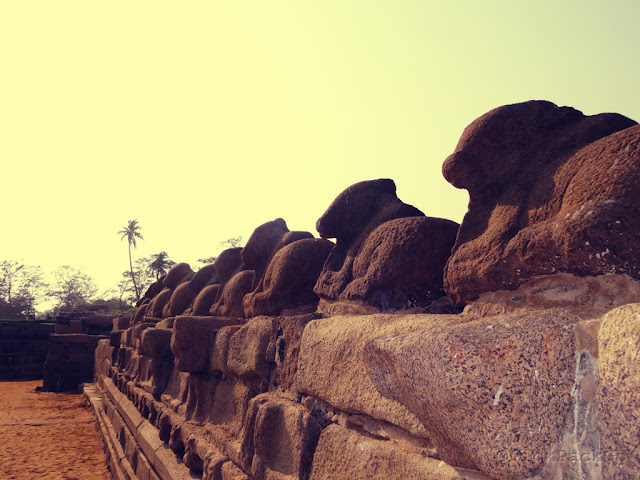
[101,100,640,480]
[132,100,639,324]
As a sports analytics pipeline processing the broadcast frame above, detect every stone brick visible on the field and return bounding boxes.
[598,303,640,478]
[309,424,488,480]
[227,316,277,382]
[171,316,243,373]
[251,395,322,480]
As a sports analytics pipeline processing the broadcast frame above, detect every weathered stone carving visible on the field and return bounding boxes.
[244,238,334,317]
[86,101,640,480]
[208,248,247,317]
[314,178,459,314]
[443,100,639,305]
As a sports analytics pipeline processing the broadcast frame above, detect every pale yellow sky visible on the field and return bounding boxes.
[2,1,639,306]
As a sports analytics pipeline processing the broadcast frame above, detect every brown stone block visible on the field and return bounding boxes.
[251,395,322,480]
[364,310,578,479]
[598,303,640,478]
[110,330,124,348]
[227,316,277,381]
[54,324,71,334]
[50,334,90,344]
[295,315,428,438]
[69,319,83,333]
[209,379,257,436]
[114,316,131,330]
[221,461,250,480]
[271,314,319,392]
[171,316,243,373]
[309,424,488,480]
[140,328,173,358]
[210,325,243,375]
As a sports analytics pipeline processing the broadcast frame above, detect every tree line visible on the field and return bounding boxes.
[0,253,177,319]
[0,219,242,319]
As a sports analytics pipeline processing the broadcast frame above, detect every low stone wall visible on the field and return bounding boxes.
[86,281,640,480]
[42,315,127,391]
[83,101,640,479]
[89,313,492,480]
[44,333,108,391]
[0,321,54,380]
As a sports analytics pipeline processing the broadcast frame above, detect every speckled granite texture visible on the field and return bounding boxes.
[598,303,640,479]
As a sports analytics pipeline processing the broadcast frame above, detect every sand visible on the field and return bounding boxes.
[0,380,111,480]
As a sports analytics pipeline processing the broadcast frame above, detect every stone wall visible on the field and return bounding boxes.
[42,314,127,391]
[85,101,640,480]
[0,321,54,380]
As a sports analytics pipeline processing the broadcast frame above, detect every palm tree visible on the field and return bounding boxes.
[118,219,144,300]
[148,252,174,280]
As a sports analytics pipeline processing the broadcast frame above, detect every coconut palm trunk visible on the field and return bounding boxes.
[119,219,144,302]
[128,241,140,299]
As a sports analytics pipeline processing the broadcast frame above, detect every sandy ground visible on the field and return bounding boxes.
[0,380,111,480]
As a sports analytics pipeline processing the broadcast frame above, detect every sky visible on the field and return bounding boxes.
[2,1,639,309]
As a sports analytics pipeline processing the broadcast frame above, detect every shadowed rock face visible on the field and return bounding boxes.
[442,100,639,305]
[208,248,248,316]
[344,216,459,311]
[315,179,424,304]
[189,263,218,292]
[314,179,459,313]
[213,270,256,318]
[241,218,290,282]
[244,238,334,317]
[241,220,331,318]
[163,263,194,289]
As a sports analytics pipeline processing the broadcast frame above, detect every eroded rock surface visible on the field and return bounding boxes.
[466,272,640,320]
[244,238,334,318]
[87,101,640,480]
[443,100,639,305]
[365,310,577,479]
[314,179,459,313]
[344,216,459,310]
[598,303,640,478]
[241,220,332,318]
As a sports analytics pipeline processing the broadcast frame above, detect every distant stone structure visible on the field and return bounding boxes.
[0,320,53,380]
[43,311,126,391]
[84,101,640,480]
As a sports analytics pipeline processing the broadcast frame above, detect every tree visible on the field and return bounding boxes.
[220,236,243,249]
[14,265,47,317]
[118,219,144,301]
[0,261,48,318]
[48,266,98,312]
[196,256,217,268]
[193,237,244,269]
[148,252,175,280]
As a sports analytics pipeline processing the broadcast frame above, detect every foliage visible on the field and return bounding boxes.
[106,252,173,307]
[220,236,244,249]
[148,252,175,279]
[80,296,134,313]
[118,219,144,300]
[0,260,48,318]
[193,237,245,269]
[196,256,217,268]
[47,265,98,312]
